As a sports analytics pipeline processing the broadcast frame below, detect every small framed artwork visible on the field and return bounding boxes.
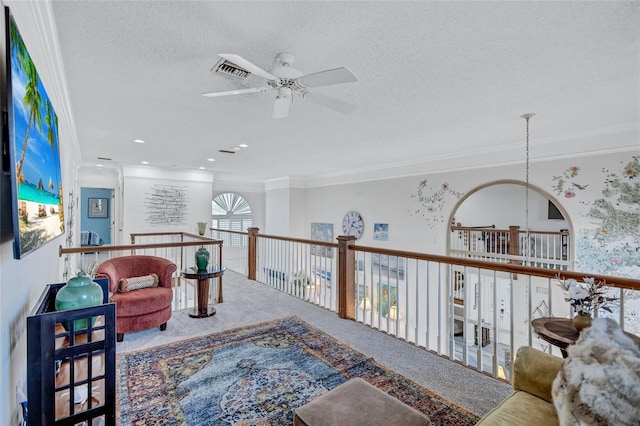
[310,223,334,258]
[373,223,388,241]
[88,198,108,218]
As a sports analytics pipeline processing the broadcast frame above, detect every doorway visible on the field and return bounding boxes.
[80,187,113,245]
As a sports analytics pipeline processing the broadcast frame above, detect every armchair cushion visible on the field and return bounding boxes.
[476,346,563,426]
[119,273,159,292]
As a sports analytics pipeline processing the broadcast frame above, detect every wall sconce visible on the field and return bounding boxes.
[497,365,507,380]
[359,297,371,310]
[388,305,398,320]
[387,305,403,321]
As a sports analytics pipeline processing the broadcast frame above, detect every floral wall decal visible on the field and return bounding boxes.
[551,166,589,198]
[576,156,639,277]
[410,179,463,228]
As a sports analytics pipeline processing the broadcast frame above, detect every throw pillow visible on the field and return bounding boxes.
[552,317,640,426]
[119,273,159,292]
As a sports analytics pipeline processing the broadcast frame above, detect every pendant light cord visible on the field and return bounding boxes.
[521,113,535,265]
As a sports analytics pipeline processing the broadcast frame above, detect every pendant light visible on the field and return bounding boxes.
[521,113,535,265]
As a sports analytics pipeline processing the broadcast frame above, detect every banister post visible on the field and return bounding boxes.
[247,227,259,280]
[509,225,520,279]
[337,235,357,320]
[509,226,520,260]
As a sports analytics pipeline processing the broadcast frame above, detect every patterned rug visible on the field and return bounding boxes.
[117,316,478,425]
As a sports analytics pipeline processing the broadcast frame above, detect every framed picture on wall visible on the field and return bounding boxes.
[373,223,388,241]
[6,9,65,258]
[88,198,108,218]
[310,223,333,258]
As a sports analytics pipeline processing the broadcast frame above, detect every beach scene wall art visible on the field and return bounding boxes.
[7,10,64,258]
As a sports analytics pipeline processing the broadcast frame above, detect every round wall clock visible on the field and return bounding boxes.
[342,211,364,239]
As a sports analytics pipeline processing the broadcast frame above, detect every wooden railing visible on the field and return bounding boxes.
[210,228,249,275]
[60,227,640,381]
[243,227,640,380]
[450,226,571,270]
[59,232,223,311]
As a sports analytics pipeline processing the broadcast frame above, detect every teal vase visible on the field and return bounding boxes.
[55,272,103,331]
[195,246,210,271]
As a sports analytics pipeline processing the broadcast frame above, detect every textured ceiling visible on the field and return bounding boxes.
[49,1,639,183]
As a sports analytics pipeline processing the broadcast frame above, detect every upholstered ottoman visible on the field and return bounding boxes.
[293,378,431,426]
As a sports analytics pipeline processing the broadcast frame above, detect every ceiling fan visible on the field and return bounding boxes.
[202,53,358,118]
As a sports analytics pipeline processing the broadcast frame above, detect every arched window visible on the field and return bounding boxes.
[211,193,252,245]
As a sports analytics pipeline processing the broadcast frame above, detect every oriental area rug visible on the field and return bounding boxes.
[116,316,478,425]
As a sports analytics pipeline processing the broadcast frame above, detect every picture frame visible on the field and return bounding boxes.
[6,8,65,258]
[310,223,333,258]
[373,223,388,241]
[88,198,108,218]
[377,282,398,318]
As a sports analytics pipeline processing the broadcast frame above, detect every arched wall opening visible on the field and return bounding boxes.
[447,179,575,266]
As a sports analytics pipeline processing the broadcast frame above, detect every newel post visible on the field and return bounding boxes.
[337,235,357,320]
[247,227,259,280]
[509,226,520,260]
[509,225,520,279]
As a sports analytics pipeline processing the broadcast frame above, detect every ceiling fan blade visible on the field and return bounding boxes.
[296,67,358,88]
[304,92,357,115]
[218,54,278,81]
[272,95,292,119]
[201,87,269,97]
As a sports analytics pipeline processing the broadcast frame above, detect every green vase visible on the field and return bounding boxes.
[55,272,103,331]
[195,246,210,271]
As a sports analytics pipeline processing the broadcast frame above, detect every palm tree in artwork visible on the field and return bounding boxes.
[15,54,45,184]
[45,99,58,191]
[10,19,45,184]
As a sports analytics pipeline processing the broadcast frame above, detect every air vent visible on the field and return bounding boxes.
[218,149,237,154]
[97,157,112,161]
[213,59,250,80]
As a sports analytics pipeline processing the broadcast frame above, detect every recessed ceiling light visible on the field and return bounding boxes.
[238,144,248,148]
[133,139,145,144]
[96,164,103,168]
[207,158,215,162]
[198,166,205,170]
[141,161,149,165]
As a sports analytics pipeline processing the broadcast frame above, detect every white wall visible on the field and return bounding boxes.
[302,150,635,267]
[265,187,291,235]
[121,166,213,240]
[0,2,81,423]
[455,183,568,232]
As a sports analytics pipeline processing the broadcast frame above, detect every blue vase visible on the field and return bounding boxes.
[55,272,103,331]
[195,246,210,271]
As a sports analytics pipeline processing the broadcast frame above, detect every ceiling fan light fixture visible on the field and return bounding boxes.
[276,87,292,99]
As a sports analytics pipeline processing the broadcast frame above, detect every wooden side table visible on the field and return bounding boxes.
[182,266,225,318]
[531,317,578,357]
[532,317,640,358]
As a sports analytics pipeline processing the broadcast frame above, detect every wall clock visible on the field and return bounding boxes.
[342,211,364,239]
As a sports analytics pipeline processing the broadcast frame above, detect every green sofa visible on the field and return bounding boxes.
[477,346,564,425]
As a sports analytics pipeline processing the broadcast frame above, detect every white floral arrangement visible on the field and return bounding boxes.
[557,277,617,316]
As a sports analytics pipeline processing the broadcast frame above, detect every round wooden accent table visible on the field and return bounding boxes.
[532,317,640,358]
[531,317,578,357]
[182,266,225,318]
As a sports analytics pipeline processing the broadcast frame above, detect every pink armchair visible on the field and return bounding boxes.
[95,255,177,342]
